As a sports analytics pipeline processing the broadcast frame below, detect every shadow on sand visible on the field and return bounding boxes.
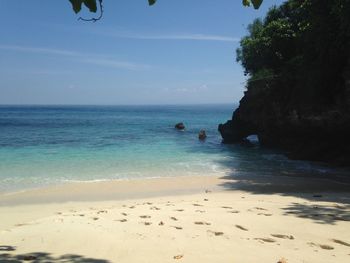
[193,140,350,225]
[0,251,111,263]
[218,173,350,225]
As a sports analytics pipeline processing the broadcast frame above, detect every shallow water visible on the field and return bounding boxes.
[0,105,348,193]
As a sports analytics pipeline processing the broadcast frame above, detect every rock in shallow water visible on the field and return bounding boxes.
[198,130,207,140]
[175,122,185,130]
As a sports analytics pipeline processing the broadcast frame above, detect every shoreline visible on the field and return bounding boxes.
[1,172,350,206]
[0,174,214,197]
[0,175,224,206]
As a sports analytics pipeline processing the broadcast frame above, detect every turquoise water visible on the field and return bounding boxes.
[0,105,348,193]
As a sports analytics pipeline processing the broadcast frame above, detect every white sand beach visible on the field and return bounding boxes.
[0,175,349,263]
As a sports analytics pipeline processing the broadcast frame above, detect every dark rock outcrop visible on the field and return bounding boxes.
[219,65,350,166]
[175,122,185,130]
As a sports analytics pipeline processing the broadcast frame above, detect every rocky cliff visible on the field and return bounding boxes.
[219,59,350,166]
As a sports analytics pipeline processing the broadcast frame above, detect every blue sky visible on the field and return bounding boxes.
[0,0,284,105]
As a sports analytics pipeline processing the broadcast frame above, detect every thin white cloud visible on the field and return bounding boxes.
[0,44,150,71]
[116,33,240,42]
[96,30,239,42]
[0,45,79,56]
[82,58,151,71]
[52,24,239,43]
[164,84,210,94]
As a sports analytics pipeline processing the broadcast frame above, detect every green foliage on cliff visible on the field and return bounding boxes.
[237,0,350,107]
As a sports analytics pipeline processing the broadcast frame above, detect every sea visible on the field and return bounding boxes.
[0,104,348,193]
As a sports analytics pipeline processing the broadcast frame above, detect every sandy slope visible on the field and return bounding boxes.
[0,176,349,263]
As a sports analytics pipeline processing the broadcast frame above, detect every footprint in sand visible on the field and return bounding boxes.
[174,209,184,212]
[204,199,209,201]
[227,210,240,214]
[140,215,151,219]
[194,221,211,225]
[195,210,205,213]
[207,230,224,236]
[142,222,152,226]
[129,206,135,209]
[159,221,164,226]
[331,239,350,247]
[92,217,99,221]
[121,212,128,216]
[15,223,28,227]
[258,213,273,216]
[221,206,233,209]
[143,202,153,205]
[171,226,183,230]
[150,206,161,210]
[193,204,203,207]
[170,217,178,221]
[235,225,248,231]
[308,242,334,250]
[254,207,268,211]
[97,210,107,214]
[271,234,294,240]
[115,219,127,223]
[319,244,334,250]
[255,237,276,243]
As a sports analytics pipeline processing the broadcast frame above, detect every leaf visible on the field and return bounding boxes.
[242,0,251,7]
[83,0,98,13]
[148,0,157,6]
[69,0,83,14]
[251,0,263,9]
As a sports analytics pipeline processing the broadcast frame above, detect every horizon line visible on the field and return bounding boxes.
[0,102,237,107]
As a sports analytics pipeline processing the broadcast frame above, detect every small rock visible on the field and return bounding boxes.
[198,130,207,140]
[175,122,185,130]
[173,255,183,260]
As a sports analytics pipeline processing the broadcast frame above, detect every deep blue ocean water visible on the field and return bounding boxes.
[0,105,348,193]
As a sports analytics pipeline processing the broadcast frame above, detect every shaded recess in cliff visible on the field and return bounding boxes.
[219,0,350,165]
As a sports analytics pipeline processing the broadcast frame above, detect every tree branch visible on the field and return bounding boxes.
[78,0,104,22]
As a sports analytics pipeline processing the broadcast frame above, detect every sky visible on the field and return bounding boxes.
[0,0,284,105]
